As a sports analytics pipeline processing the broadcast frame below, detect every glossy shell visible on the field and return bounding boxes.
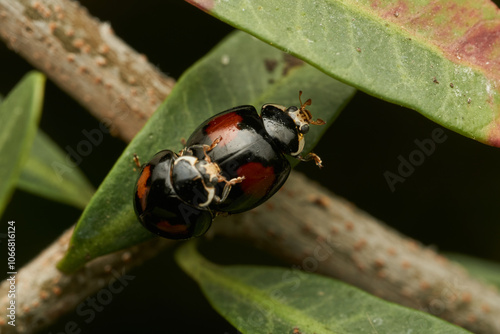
[134,150,212,240]
[186,106,291,213]
[261,104,301,155]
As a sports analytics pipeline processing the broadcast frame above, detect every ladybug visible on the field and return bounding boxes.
[133,140,243,239]
[134,92,324,239]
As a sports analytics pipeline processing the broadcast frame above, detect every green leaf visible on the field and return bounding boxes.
[176,241,471,334]
[187,0,500,147]
[57,30,356,273]
[447,253,500,289]
[17,130,95,210]
[0,72,45,216]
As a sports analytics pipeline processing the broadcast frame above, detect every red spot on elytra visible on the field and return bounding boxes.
[237,162,276,198]
[156,220,188,233]
[136,165,151,211]
[205,112,243,147]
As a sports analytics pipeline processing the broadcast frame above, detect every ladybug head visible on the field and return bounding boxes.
[288,91,325,134]
[261,91,325,157]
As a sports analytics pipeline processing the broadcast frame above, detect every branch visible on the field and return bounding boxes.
[0,228,174,333]
[0,0,174,142]
[0,1,499,334]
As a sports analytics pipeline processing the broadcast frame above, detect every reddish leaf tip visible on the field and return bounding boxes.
[447,20,500,83]
[185,0,215,12]
[370,1,500,83]
[487,120,500,147]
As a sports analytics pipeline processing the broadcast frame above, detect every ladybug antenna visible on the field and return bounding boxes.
[298,91,325,126]
[299,90,312,109]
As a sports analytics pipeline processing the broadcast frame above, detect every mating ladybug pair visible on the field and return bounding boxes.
[134,92,325,239]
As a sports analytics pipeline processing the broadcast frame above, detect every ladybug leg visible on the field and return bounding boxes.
[297,152,323,168]
[179,145,192,156]
[215,175,245,204]
[207,136,222,151]
[133,154,141,168]
[201,136,223,162]
[185,136,223,161]
[217,185,231,204]
[199,186,215,208]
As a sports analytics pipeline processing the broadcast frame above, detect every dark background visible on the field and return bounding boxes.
[1,1,499,333]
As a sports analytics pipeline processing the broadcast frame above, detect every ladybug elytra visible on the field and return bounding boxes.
[134,92,324,239]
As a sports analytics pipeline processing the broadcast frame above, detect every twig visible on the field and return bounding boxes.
[0,0,175,142]
[0,1,499,333]
[0,228,174,333]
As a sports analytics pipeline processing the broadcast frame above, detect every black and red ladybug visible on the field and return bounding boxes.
[134,92,324,239]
